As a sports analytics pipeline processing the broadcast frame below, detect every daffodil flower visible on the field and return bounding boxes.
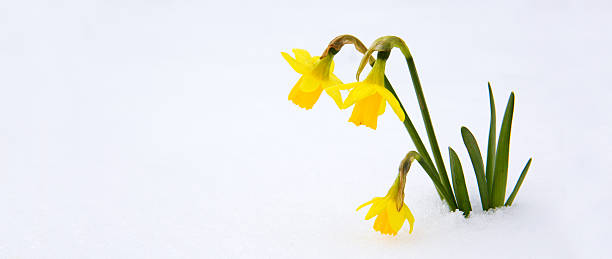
[331,58,405,130]
[357,176,415,236]
[281,49,343,109]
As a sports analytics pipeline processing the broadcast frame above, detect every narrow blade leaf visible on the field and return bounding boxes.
[461,127,489,210]
[505,158,533,206]
[449,147,472,216]
[485,82,496,204]
[490,92,515,207]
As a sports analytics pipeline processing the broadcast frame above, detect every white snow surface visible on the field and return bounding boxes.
[1,0,611,258]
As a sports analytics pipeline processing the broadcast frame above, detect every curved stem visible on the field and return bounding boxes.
[384,77,456,209]
[321,34,375,65]
[403,53,456,208]
[410,151,457,211]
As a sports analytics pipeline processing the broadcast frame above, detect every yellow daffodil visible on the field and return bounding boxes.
[357,176,415,236]
[281,49,343,109]
[331,58,405,130]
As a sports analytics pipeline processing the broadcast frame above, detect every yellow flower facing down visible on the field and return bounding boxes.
[281,49,343,109]
[357,176,415,236]
[330,58,405,130]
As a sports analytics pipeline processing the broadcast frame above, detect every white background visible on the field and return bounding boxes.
[1,0,611,258]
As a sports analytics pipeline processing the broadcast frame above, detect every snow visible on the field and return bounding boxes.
[0,0,611,258]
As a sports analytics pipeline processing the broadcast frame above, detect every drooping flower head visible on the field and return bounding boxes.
[357,177,415,235]
[357,152,419,235]
[281,49,343,109]
[331,51,405,130]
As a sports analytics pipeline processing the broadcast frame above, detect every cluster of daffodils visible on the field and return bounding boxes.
[282,35,533,236]
[282,45,403,130]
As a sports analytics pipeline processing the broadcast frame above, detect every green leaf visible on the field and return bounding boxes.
[449,147,472,216]
[505,158,533,206]
[490,92,515,208]
[485,82,496,205]
[461,127,489,210]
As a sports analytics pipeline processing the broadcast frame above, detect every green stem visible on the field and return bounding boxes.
[383,76,457,210]
[383,77,434,170]
[404,55,455,206]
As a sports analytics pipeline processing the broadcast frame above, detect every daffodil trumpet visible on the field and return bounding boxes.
[357,151,420,235]
[329,51,405,130]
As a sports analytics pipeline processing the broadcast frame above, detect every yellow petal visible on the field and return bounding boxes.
[288,79,323,110]
[282,52,310,74]
[288,77,303,100]
[348,94,382,130]
[373,210,395,235]
[401,204,415,234]
[364,198,387,220]
[324,87,343,109]
[386,203,406,232]
[298,75,321,92]
[343,84,376,109]
[378,98,386,115]
[311,55,321,65]
[328,73,343,86]
[357,197,379,211]
[320,74,344,108]
[328,82,360,95]
[292,49,313,64]
[376,87,405,121]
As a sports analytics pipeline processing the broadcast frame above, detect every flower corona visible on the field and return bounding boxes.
[330,54,405,130]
